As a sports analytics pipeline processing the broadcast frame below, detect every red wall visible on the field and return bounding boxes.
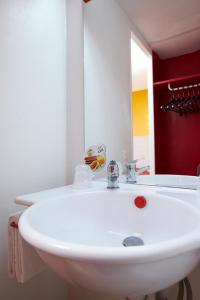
[153,50,200,175]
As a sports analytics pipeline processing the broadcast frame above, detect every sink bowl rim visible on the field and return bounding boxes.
[19,190,200,263]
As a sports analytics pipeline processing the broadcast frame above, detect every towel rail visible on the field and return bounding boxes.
[168,83,200,92]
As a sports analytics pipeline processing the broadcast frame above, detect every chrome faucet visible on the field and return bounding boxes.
[107,160,119,189]
[197,164,200,176]
[126,160,149,184]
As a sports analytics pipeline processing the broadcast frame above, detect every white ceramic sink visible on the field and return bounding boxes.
[137,174,199,190]
[19,189,200,297]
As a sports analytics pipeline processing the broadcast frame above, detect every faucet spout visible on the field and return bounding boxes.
[126,161,149,184]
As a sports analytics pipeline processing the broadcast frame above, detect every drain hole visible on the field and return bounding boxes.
[123,236,144,247]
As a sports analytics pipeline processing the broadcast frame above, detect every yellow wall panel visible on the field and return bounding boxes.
[132,89,149,136]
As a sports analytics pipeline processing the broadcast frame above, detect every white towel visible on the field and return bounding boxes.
[8,211,46,283]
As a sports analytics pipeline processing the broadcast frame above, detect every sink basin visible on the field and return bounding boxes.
[137,174,199,190]
[19,189,200,297]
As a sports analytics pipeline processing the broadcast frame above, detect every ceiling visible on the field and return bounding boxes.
[116,0,200,59]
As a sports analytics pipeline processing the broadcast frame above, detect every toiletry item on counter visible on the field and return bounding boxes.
[73,164,94,189]
[84,144,106,171]
[8,211,46,283]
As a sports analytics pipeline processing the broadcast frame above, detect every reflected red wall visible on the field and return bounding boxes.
[153,50,200,175]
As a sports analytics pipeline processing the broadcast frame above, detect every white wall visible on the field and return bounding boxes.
[131,39,148,91]
[133,137,150,167]
[0,1,68,299]
[66,0,85,183]
[84,0,132,171]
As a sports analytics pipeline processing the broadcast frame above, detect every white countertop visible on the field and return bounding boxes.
[15,181,152,206]
[15,180,198,207]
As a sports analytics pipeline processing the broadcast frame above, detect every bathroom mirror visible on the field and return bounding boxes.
[84,0,200,177]
[84,0,133,176]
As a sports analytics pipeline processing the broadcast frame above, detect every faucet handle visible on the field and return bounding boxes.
[126,158,144,166]
[126,159,138,165]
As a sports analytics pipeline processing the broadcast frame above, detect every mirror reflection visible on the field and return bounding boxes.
[84,0,200,183]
